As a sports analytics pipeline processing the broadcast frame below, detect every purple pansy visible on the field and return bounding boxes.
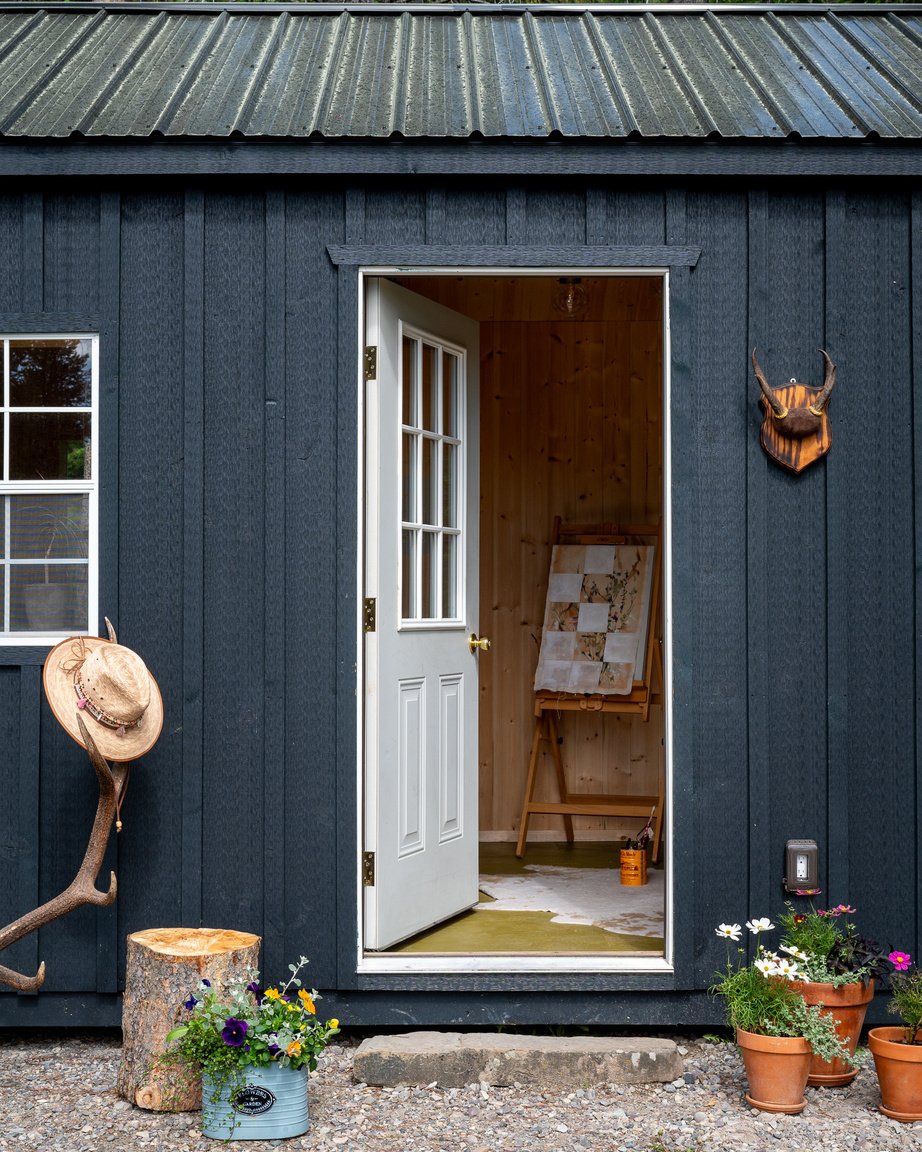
[246,981,264,1000]
[221,1017,249,1047]
[201,979,211,987]
[184,995,198,1011]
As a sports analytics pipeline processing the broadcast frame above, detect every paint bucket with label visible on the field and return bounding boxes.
[620,848,647,886]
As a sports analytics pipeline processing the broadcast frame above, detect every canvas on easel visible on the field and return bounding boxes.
[517,519,664,862]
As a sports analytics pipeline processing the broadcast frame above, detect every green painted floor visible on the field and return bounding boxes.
[388,842,665,956]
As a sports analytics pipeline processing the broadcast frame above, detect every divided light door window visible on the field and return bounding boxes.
[0,336,97,640]
[400,328,463,625]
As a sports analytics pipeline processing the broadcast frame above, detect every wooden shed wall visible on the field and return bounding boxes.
[0,177,919,1026]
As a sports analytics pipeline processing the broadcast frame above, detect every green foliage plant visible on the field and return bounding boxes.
[778,902,888,986]
[887,965,922,1045]
[163,957,340,1136]
[710,918,856,1067]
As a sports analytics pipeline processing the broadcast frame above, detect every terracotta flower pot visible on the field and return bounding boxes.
[735,1028,812,1114]
[868,1026,922,1122]
[791,978,874,1086]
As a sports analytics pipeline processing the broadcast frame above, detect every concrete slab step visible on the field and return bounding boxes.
[353,1032,683,1089]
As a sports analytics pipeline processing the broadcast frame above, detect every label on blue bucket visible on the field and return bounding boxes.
[231,1085,277,1116]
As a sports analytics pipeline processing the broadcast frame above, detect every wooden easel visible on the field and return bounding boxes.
[515,519,664,862]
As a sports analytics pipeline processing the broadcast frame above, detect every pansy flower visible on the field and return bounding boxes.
[264,988,281,1001]
[286,1040,302,1057]
[221,1018,249,1047]
[246,981,264,1000]
[299,989,317,1014]
[184,995,198,1011]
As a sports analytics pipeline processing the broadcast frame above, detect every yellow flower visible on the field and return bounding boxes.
[287,1001,299,1013]
[264,988,281,1001]
[286,1040,302,1057]
[329,1019,339,1030]
[298,990,316,1015]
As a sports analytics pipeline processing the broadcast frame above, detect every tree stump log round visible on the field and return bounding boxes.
[117,927,261,1111]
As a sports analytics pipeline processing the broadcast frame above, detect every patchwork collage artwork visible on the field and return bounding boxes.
[533,543,655,696]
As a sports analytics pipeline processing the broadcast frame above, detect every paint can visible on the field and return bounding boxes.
[620,848,647,886]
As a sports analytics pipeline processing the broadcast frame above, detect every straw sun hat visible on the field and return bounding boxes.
[43,632,163,763]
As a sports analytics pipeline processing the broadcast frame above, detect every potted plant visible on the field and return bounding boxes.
[779,902,887,1086]
[710,917,856,1114]
[868,952,922,1122]
[164,956,340,1141]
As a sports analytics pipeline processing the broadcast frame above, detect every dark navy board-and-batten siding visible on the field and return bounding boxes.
[0,179,919,1027]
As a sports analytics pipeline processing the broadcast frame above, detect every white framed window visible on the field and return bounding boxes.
[0,335,98,643]
[399,325,464,625]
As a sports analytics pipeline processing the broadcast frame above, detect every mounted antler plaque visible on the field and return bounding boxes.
[753,348,836,474]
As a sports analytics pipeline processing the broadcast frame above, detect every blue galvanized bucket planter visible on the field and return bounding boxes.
[201,1063,309,1141]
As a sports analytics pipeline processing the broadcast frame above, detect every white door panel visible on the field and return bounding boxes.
[364,278,480,950]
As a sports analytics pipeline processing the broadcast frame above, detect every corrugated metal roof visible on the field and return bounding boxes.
[1,4,922,141]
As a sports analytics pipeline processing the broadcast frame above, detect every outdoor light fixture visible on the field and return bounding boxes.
[783,839,819,894]
[553,276,588,317]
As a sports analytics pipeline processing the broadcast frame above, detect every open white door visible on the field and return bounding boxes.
[363,278,481,950]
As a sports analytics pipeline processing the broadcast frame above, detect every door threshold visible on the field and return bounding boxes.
[357,955,673,974]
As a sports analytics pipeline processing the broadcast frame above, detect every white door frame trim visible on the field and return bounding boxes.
[356,266,675,976]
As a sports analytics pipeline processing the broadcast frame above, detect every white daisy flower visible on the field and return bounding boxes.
[781,944,808,960]
[746,917,775,934]
[754,958,775,976]
[715,923,742,941]
[775,958,800,980]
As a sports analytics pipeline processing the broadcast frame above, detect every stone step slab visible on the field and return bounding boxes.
[353,1032,683,1089]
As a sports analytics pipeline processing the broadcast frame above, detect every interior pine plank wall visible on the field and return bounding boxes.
[475,280,664,838]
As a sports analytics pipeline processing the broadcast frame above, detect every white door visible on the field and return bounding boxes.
[363,278,481,950]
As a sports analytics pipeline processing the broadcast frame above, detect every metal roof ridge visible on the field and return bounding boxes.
[3,3,922,14]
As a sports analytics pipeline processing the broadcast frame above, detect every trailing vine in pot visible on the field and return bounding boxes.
[164,957,340,1141]
[779,902,888,1087]
[710,917,856,1114]
[868,951,922,1123]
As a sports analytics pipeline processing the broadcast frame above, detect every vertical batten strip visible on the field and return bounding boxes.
[15,666,41,990]
[746,190,773,932]
[262,188,287,980]
[180,189,205,929]
[20,193,42,312]
[96,190,120,993]
[665,188,693,985]
[824,188,849,904]
[912,188,922,958]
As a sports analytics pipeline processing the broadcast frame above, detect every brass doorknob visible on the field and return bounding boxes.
[469,634,491,654]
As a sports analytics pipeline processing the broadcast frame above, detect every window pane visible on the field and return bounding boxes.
[402,336,417,427]
[421,531,437,619]
[401,529,417,620]
[10,494,88,559]
[442,442,457,529]
[10,339,92,407]
[442,352,458,437]
[422,343,438,433]
[442,534,457,619]
[10,413,91,480]
[10,564,88,632]
[422,437,437,527]
[402,432,417,523]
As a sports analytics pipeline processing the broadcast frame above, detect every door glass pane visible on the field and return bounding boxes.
[422,437,437,527]
[421,343,438,433]
[402,529,417,619]
[10,563,88,632]
[9,413,91,480]
[442,351,458,437]
[10,494,89,559]
[442,534,457,619]
[421,531,437,619]
[10,339,92,407]
[402,432,417,522]
[442,443,457,529]
[402,335,417,427]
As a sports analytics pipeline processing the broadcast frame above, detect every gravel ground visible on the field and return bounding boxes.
[1,1032,921,1152]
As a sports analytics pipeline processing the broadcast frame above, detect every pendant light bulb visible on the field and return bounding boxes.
[553,276,588,317]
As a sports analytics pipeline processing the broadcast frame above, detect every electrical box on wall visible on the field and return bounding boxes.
[784,840,819,894]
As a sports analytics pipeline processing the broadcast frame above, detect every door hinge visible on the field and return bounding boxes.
[363,597,376,632]
[364,345,377,381]
[362,851,375,887]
